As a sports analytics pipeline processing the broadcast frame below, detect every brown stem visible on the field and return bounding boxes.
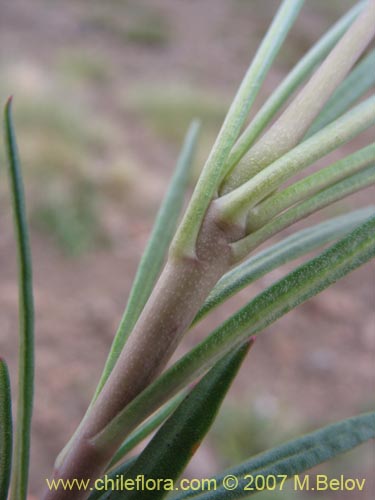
[42,204,244,499]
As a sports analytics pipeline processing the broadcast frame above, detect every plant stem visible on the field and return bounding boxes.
[193,206,374,324]
[45,204,244,499]
[92,216,375,454]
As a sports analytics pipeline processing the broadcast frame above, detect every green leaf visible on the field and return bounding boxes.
[226,1,364,170]
[217,96,375,224]
[194,206,374,324]
[171,0,304,258]
[0,358,12,500]
[306,49,375,137]
[247,143,375,231]
[93,216,375,448]
[4,98,35,500]
[220,1,375,194]
[106,391,186,471]
[234,165,375,259]
[171,411,375,499]
[93,120,200,399]
[96,341,253,500]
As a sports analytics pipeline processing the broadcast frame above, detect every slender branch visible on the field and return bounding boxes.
[220,0,375,194]
[225,1,364,171]
[5,98,35,500]
[247,143,375,231]
[215,97,375,226]
[170,0,304,259]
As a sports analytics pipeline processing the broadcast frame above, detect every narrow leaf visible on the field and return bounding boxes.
[0,358,12,500]
[193,206,374,324]
[235,165,375,259]
[221,1,375,194]
[97,341,253,500]
[226,1,364,170]
[171,411,375,499]
[306,49,375,137]
[93,120,200,399]
[106,391,186,471]
[247,143,375,231]
[171,0,304,258]
[217,96,375,224]
[93,216,375,448]
[4,98,35,500]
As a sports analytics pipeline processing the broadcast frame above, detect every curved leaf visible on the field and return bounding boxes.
[5,98,35,500]
[171,411,375,499]
[0,358,12,500]
[95,341,254,500]
[106,391,186,471]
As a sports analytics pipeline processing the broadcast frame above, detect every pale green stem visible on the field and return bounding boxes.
[232,166,375,261]
[170,0,304,259]
[216,96,375,226]
[247,143,375,231]
[220,0,375,194]
[226,1,364,171]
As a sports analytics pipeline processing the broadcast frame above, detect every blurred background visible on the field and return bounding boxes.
[0,0,374,498]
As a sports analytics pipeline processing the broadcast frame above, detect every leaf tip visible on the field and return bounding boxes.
[5,95,13,110]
